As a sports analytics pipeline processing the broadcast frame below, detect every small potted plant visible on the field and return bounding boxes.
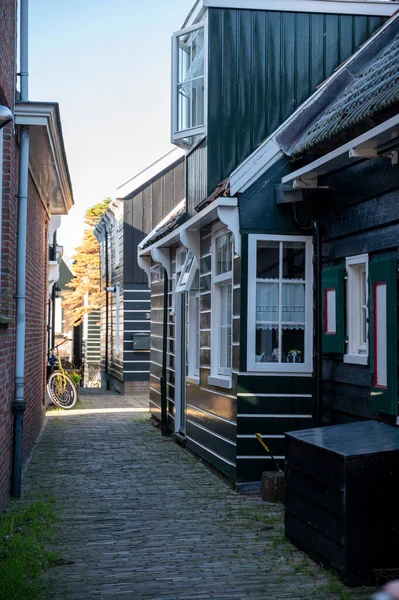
[287,349,302,363]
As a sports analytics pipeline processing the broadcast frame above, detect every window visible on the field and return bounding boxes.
[171,22,207,147]
[345,254,368,365]
[171,247,187,314]
[247,235,313,373]
[176,251,197,293]
[187,270,200,381]
[210,228,233,387]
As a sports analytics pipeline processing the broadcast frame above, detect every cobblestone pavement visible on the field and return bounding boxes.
[22,390,370,600]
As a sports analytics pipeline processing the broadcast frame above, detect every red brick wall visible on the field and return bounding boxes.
[0,0,49,509]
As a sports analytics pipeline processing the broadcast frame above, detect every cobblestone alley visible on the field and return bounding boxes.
[22,391,369,600]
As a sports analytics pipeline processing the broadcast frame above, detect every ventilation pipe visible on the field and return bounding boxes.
[11,0,30,498]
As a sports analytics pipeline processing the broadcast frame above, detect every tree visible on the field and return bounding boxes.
[62,198,111,325]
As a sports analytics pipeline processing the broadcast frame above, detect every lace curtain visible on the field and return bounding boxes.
[256,282,305,330]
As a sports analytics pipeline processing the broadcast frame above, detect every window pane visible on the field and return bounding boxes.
[282,283,305,323]
[282,328,305,363]
[255,327,278,363]
[256,282,279,322]
[220,283,232,369]
[216,233,232,275]
[177,28,205,132]
[257,241,279,279]
[283,242,305,280]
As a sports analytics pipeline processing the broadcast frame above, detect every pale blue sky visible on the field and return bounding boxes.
[29,0,192,256]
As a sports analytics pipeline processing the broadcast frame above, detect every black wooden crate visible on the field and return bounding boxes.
[285,421,399,585]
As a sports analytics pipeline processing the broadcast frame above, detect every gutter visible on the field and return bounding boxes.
[11,0,29,498]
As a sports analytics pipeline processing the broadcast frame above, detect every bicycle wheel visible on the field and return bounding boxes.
[47,371,78,409]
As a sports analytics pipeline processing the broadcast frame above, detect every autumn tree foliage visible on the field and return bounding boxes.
[63,198,111,325]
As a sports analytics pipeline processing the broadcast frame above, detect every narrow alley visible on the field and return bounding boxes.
[22,391,367,600]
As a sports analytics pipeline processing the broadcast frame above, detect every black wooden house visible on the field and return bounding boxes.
[138,0,397,488]
[95,152,185,394]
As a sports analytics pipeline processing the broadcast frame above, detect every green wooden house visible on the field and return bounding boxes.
[138,0,397,488]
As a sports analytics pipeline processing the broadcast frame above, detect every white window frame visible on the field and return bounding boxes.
[187,287,200,383]
[171,247,187,314]
[209,224,233,389]
[176,251,198,293]
[171,19,208,147]
[115,284,120,356]
[344,253,369,366]
[247,234,313,374]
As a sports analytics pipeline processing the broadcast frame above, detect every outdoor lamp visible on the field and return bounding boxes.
[0,105,13,129]
[54,285,61,298]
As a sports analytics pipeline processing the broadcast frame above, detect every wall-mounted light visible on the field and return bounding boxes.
[106,285,116,293]
[0,105,13,130]
[54,285,61,298]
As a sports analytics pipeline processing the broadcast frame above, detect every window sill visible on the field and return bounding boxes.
[186,375,200,386]
[208,375,232,390]
[343,354,368,366]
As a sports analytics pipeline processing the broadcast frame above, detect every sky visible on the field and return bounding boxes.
[29,0,192,257]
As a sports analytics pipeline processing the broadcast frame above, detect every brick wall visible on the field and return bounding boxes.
[0,0,48,509]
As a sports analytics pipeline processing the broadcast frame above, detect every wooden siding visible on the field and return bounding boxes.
[206,8,386,196]
[186,138,208,217]
[124,284,150,382]
[313,159,399,425]
[236,375,313,482]
[149,277,165,418]
[184,226,240,481]
[123,158,185,284]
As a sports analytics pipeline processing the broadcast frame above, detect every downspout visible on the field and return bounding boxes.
[313,220,323,426]
[104,231,110,390]
[11,0,29,498]
[161,269,169,436]
[51,231,57,349]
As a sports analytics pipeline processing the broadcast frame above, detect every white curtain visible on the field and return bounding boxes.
[256,282,305,330]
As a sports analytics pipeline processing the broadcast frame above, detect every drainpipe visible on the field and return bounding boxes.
[51,231,57,349]
[313,220,323,426]
[104,231,110,390]
[11,0,29,498]
[160,269,169,436]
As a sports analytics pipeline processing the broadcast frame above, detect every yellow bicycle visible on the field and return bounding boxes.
[47,339,78,409]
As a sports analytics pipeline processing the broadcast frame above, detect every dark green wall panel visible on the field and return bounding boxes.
[206,8,385,195]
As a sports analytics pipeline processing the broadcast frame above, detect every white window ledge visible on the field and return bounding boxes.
[208,375,232,390]
[343,354,368,366]
[186,376,201,385]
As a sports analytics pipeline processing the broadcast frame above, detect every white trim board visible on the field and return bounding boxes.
[203,0,398,16]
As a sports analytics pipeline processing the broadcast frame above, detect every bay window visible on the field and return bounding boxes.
[171,21,207,146]
[344,254,368,365]
[247,235,313,372]
[210,228,233,388]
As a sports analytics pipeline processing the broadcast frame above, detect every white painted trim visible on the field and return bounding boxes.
[203,0,399,17]
[236,455,285,460]
[237,371,312,376]
[237,413,312,418]
[282,114,399,186]
[116,284,121,356]
[217,203,241,257]
[247,234,313,373]
[180,228,201,262]
[237,434,284,439]
[237,393,312,397]
[152,247,171,279]
[208,375,233,389]
[171,18,208,146]
[346,253,369,362]
[138,254,151,287]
